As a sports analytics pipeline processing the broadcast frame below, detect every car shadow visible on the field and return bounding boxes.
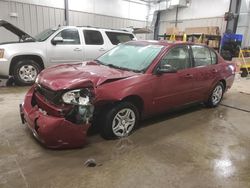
[87,102,204,137]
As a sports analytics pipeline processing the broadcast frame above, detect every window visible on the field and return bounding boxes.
[54,29,80,45]
[160,46,190,71]
[191,46,212,67]
[83,30,103,45]
[105,32,135,45]
[35,28,58,42]
[210,49,217,65]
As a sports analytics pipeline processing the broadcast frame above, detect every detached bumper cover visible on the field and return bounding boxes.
[20,86,90,149]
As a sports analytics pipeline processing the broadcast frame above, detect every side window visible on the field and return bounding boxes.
[105,31,134,45]
[83,30,104,45]
[210,49,217,65]
[160,46,190,71]
[54,29,80,45]
[191,46,212,67]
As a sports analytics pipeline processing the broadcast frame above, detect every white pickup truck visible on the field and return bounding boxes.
[0,20,136,85]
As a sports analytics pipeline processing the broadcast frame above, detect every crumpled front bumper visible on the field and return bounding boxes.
[20,86,90,149]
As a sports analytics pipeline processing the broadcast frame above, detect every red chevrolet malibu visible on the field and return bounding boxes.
[20,41,235,149]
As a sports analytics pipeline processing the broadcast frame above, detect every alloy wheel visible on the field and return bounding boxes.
[212,85,223,105]
[19,65,38,82]
[112,108,136,137]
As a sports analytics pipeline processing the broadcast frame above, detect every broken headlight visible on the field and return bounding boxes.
[62,88,93,105]
[63,88,95,124]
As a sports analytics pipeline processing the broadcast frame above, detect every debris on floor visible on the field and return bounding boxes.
[84,158,97,167]
[0,78,15,87]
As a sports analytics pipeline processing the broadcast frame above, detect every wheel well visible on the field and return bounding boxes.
[9,55,44,75]
[122,95,144,113]
[219,79,226,90]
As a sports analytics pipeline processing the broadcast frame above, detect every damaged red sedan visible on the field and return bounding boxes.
[20,41,235,149]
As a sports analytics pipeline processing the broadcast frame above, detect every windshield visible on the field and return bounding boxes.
[34,28,58,42]
[97,43,163,72]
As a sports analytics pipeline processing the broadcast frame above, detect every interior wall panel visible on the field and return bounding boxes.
[42,7,49,30]
[36,6,44,32]
[0,0,146,43]
[30,5,38,35]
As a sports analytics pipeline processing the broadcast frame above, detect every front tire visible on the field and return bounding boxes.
[205,82,224,108]
[13,59,42,86]
[100,102,139,139]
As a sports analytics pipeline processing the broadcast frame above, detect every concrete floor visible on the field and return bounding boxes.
[0,76,250,188]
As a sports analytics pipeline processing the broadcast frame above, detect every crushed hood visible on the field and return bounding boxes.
[0,20,35,41]
[37,61,139,91]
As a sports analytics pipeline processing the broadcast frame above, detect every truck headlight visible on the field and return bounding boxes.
[62,88,93,105]
[0,49,4,58]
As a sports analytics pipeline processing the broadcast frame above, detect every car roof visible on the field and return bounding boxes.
[125,40,210,48]
[58,25,133,33]
[125,40,194,46]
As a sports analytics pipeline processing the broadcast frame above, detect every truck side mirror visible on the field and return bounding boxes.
[51,37,64,45]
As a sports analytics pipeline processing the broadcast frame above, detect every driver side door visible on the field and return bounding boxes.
[47,28,83,65]
[153,45,197,113]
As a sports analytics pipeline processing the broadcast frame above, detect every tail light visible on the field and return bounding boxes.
[228,64,236,74]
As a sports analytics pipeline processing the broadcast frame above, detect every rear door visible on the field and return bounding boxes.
[82,29,108,60]
[47,28,83,65]
[153,45,198,113]
[190,45,219,100]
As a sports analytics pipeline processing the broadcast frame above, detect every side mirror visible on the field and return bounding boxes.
[51,37,64,45]
[156,64,177,74]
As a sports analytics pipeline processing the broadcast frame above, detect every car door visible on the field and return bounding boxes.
[190,45,219,100]
[153,45,197,113]
[47,28,83,65]
[82,29,108,60]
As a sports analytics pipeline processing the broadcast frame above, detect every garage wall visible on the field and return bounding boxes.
[158,0,230,35]
[0,0,147,43]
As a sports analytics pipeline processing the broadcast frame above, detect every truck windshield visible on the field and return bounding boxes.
[97,43,163,72]
[34,28,58,42]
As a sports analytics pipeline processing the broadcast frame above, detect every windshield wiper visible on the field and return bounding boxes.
[107,64,141,73]
[106,64,120,69]
[95,59,104,65]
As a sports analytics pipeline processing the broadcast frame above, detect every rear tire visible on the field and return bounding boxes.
[100,101,139,139]
[205,82,224,108]
[13,59,42,86]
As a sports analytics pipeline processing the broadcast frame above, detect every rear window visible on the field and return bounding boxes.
[105,31,135,45]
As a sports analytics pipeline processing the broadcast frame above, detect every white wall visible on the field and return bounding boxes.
[0,0,148,42]
[158,0,230,35]
[69,0,148,21]
[5,0,148,21]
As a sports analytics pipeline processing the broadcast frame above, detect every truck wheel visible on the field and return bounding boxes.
[13,59,42,86]
[100,102,139,139]
[205,82,224,108]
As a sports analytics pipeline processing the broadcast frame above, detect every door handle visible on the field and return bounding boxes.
[99,48,106,52]
[211,69,218,73]
[74,48,82,52]
[184,74,193,79]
